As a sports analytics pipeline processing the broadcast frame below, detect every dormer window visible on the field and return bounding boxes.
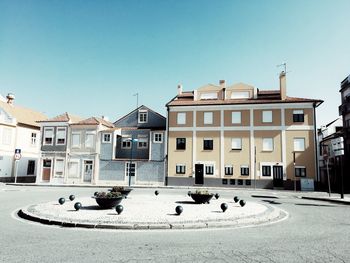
[138,110,148,123]
[231,91,250,99]
[200,92,218,100]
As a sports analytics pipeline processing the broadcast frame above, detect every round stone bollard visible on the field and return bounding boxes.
[215,193,220,199]
[221,203,228,212]
[58,197,65,205]
[94,192,98,196]
[155,190,159,196]
[69,195,75,201]
[239,200,246,207]
[74,202,82,211]
[187,191,192,197]
[233,196,239,203]
[175,205,183,215]
[116,205,124,215]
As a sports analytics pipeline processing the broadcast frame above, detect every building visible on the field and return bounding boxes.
[98,105,167,186]
[0,93,47,182]
[338,74,350,192]
[67,117,114,184]
[318,118,343,192]
[36,112,83,184]
[166,73,323,189]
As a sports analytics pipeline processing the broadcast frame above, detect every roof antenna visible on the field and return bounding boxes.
[277,62,289,74]
[133,93,139,109]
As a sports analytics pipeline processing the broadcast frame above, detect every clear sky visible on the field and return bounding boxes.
[0,0,349,125]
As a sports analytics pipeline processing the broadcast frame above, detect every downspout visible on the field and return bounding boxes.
[165,106,170,186]
[313,102,320,186]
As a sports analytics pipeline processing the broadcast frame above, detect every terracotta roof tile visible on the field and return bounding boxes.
[71,117,114,128]
[38,112,83,123]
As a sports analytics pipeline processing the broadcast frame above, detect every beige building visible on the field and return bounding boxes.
[166,73,323,189]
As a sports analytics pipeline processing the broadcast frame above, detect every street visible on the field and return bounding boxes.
[1,185,349,263]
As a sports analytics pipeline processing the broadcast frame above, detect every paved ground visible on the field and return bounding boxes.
[1,184,350,262]
[19,190,287,230]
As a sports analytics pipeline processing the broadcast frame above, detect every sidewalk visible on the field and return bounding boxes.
[299,192,350,205]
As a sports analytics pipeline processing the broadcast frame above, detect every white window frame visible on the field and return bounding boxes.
[225,165,233,176]
[71,132,81,148]
[200,92,218,100]
[31,132,37,146]
[176,164,186,174]
[85,132,95,148]
[43,127,54,146]
[231,91,250,99]
[102,133,112,143]
[137,136,148,149]
[121,136,132,149]
[231,112,241,124]
[295,166,306,177]
[138,110,148,123]
[262,138,274,152]
[240,165,249,176]
[56,127,67,145]
[294,138,305,152]
[54,159,65,178]
[231,138,242,150]
[262,110,273,123]
[177,112,186,125]
[204,112,213,125]
[205,164,215,176]
[261,165,272,177]
[125,162,137,177]
[153,133,163,143]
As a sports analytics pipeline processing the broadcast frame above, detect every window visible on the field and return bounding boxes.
[27,160,35,175]
[126,162,136,177]
[122,137,132,148]
[225,165,233,175]
[137,136,148,149]
[262,110,273,123]
[31,133,37,145]
[238,179,243,185]
[295,167,306,177]
[102,133,111,143]
[205,164,214,175]
[68,162,79,178]
[222,179,228,185]
[56,127,66,145]
[262,165,271,177]
[85,133,94,148]
[153,133,163,143]
[176,138,186,150]
[177,113,186,125]
[231,91,250,99]
[230,179,236,185]
[241,166,249,176]
[138,111,148,123]
[54,159,64,177]
[231,138,242,150]
[203,139,213,150]
[71,133,81,148]
[246,180,251,186]
[262,138,274,151]
[204,112,213,124]
[294,138,305,151]
[2,127,12,145]
[176,164,186,174]
[200,92,218,100]
[43,127,54,145]
[293,110,304,122]
[231,112,241,124]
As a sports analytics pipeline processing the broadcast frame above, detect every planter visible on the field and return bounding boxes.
[93,196,123,209]
[108,188,133,198]
[190,193,214,204]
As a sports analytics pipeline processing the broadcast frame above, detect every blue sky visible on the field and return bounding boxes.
[0,0,349,125]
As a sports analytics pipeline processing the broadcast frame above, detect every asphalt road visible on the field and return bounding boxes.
[1,185,349,263]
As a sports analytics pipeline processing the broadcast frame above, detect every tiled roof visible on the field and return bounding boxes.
[0,100,47,127]
[71,117,114,128]
[38,112,83,123]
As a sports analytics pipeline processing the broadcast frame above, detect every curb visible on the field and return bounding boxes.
[17,205,288,231]
[301,196,350,205]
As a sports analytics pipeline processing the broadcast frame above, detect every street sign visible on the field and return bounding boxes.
[14,153,21,160]
[15,149,21,154]
[331,137,344,156]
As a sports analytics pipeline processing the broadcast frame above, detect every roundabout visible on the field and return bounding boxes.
[18,191,288,230]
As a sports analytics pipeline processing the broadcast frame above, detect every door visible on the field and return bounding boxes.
[83,160,93,183]
[195,164,204,185]
[42,159,51,181]
[273,165,283,187]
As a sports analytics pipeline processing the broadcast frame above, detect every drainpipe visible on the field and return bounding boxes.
[165,106,169,186]
[313,102,320,186]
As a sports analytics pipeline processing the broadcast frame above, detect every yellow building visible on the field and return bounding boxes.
[166,73,323,189]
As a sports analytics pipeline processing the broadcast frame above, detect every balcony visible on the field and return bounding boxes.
[339,103,350,115]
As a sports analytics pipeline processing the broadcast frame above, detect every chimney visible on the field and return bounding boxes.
[177,84,183,95]
[102,116,109,122]
[219,80,226,87]
[6,93,15,105]
[279,72,286,100]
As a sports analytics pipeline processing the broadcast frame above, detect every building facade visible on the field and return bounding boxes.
[98,105,167,186]
[0,94,47,183]
[166,73,323,189]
